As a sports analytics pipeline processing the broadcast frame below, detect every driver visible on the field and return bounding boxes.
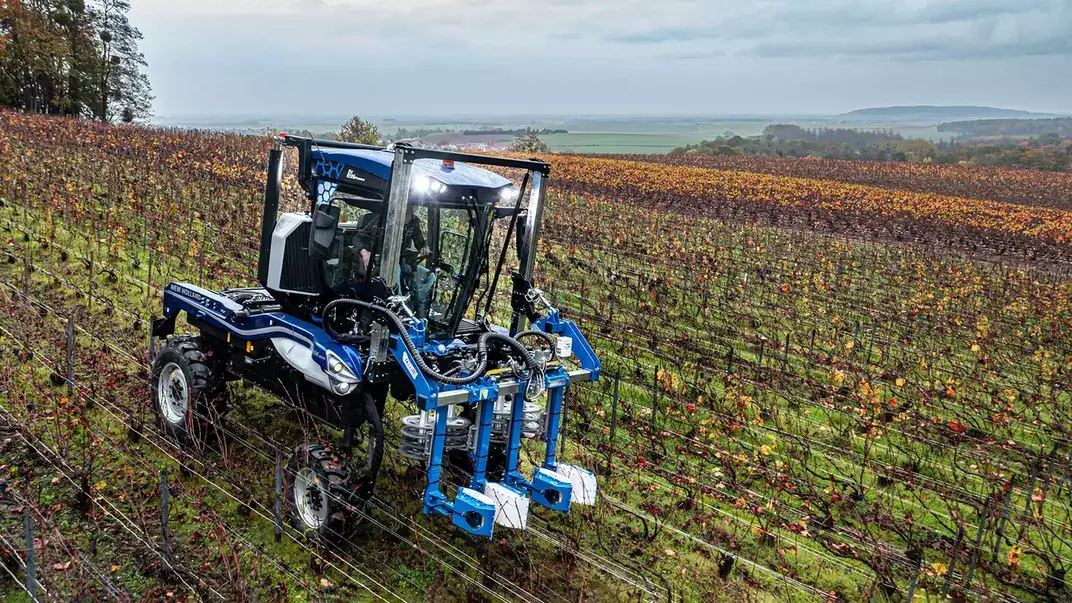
[401,206,435,317]
[350,206,435,315]
[402,205,431,260]
[352,205,430,276]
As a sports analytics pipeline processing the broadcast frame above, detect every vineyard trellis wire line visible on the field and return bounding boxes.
[0,323,412,603]
[7,492,131,602]
[5,112,1072,601]
[0,217,1059,596]
[0,280,670,602]
[0,253,840,601]
[0,416,223,601]
[578,403,1033,603]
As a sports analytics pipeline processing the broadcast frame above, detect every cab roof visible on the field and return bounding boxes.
[312,148,513,190]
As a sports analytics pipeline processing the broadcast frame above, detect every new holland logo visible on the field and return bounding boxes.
[344,169,365,182]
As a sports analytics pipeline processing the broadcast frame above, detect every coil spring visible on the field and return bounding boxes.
[491,394,544,443]
[397,395,547,461]
[397,411,472,461]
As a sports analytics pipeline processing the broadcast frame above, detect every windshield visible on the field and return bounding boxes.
[318,191,502,339]
[425,207,481,336]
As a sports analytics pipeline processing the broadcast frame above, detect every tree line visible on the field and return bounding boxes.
[672,124,1071,171]
[0,0,151,122]
[938,117,1072,138]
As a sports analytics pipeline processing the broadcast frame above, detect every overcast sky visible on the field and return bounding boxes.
[130,0,1072,119]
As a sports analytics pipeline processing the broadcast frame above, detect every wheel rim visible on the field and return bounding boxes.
[294,467,329,530]
[157,362,189,425]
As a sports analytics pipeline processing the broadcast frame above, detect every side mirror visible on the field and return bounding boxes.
[309,203,340,261]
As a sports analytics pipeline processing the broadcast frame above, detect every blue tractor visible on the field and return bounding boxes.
[149,134,600,540]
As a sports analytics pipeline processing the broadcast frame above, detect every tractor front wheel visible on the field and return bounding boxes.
[150,335,228,445]
[284,443,358,543]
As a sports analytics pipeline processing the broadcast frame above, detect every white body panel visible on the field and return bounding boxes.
[268,212,316,296]
[556,464,598,506]
[484,482,530,530]
[271,337,331,390]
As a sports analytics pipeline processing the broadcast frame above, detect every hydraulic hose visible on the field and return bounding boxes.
[322,299,541,386]
[515,330,557,362]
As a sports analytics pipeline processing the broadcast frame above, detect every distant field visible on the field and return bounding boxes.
[542,132,697,153]
[154,115,954,151]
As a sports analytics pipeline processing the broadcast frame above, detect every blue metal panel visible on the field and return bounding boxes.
[422,406,452,516]
[530,468,572,512]
[311,149,513,190]
[160,283,365,379]
[535,311,601,380]
[313,149,393,180]
[541,384,567,469]
[451,489,496,538]
[469,399,496,492]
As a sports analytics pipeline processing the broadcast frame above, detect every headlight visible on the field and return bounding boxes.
[326,351,358,382]
[500,187,519,202]
[413,176,446,195]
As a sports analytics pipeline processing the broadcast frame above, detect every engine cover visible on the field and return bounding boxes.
[267,213,322,296]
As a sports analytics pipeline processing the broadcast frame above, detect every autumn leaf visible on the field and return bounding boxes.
[1007,545,1022,568]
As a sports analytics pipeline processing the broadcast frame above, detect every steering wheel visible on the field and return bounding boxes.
[401,248,432,266]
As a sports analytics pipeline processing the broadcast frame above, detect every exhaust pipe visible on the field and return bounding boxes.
[258,139,283,287]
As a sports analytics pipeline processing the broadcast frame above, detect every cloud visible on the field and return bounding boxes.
[605,0,1071,61]
[742,1,1072,61]
[128,0,1072,117]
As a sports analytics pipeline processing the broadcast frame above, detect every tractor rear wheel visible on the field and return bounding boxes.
[150,335,228,445]
[284,443,359,543]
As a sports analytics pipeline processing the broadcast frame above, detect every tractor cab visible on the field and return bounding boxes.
[308,147,520,339]
[261,138,529,341]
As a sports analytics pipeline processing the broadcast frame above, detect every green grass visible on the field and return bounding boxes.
[542,132,698,154]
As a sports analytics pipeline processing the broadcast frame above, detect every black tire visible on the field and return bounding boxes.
[150,335,228,444]
[284,443,358,543]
